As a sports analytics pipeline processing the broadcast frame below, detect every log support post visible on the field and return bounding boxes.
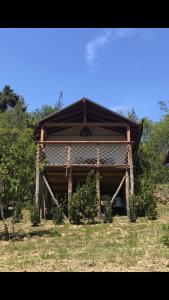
[125,170,130,216]
[127,125,134,196]
[68,168,73,220]
[35,144,40,211]
[96,144,101,218]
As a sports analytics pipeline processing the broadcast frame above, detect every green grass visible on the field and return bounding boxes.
[1,204,169,271]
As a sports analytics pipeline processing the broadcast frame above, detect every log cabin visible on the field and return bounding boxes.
[35,97,143,219]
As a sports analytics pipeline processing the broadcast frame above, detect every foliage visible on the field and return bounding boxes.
[0,128,36,208]
[128,195,140,223]
[127,108,139,123]
[140,178,158,220]
[0,85,26,112]
[101,195,113,223]
[69,171,97,224]
[29,97,63,125]
[30,204,40,226]
[52,206,64,225]
[160,225,169,247]
[128,179,158,222]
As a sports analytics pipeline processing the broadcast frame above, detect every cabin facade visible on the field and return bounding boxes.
[35,98,143,219]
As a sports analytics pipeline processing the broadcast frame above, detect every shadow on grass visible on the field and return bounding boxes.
[0,227,61,241]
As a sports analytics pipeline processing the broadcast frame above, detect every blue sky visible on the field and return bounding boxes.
[0,28,169,120]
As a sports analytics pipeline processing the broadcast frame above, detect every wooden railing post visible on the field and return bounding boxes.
[127,125,134,195]
[40,126,45,149]
[68,144,71,166]
[97,143,100,167]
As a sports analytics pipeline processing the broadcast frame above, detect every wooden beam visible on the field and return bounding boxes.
[125,170,130,216]
[43,175,60,207]
[127,125,131,142]
[110,175,126,205]
[40,126,45,142]
[43,122,129,128]
[83,99,87,123]
[68,168,73,220]
[43,175,68,221]
[38,141,134,144]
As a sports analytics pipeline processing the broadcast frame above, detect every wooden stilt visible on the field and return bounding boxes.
[111,175,126,206]
[96,171,101,218]
[68,168,73,220]
[43,174,68,220]
[35,144,40,210]
[130,165,134,195]
[125,170,130,216]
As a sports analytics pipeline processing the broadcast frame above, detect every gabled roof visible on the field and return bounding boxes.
[39,97,140,126]
[38,97,143,154]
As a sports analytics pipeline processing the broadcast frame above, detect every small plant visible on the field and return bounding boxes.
[160,225,169,247]
[101,195,113,223]
[52,206,64,225]
[70,171,97,224]
[30,204,40,226]
[140,178,158,220]
[128,195,140,223]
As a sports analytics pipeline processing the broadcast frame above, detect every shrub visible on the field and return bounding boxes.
[69,171,97,224]
[140,179,158,220]
[101,195,113,223]
[52,206,64,225]
[128,194,140,223]
[128,177,158,222]
[30,204,40,226]
[161,225,169,247]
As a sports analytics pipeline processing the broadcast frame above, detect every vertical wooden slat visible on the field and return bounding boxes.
[125,170,130,216]
[68,168,73,220]
[68,144,71,165]
[97,143,100,167]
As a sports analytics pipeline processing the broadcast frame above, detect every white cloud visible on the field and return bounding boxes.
[85,28,152,65]
[85,30,112,65]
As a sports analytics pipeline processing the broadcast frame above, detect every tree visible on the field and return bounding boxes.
[29,93,63,124]
[0,85,26,112]
[127,108,139,123]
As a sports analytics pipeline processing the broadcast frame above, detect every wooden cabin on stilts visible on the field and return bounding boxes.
[35,98,143,220]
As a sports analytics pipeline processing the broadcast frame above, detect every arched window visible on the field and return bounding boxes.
[80,127,92,137]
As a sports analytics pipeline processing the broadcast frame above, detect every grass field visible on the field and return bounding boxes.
[1,203,169,272]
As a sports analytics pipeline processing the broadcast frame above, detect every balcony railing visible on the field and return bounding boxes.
[38,141,133,168]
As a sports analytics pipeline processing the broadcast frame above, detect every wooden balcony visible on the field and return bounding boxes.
[38,141,133,169]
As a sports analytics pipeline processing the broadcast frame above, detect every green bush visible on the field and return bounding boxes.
[69,171,97,224]
[140,179,158,220]
[161,225,169,247]
[30,204,40,226]
[128,195,140,223]
[101,195,113,223]
[52,206,64,225]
